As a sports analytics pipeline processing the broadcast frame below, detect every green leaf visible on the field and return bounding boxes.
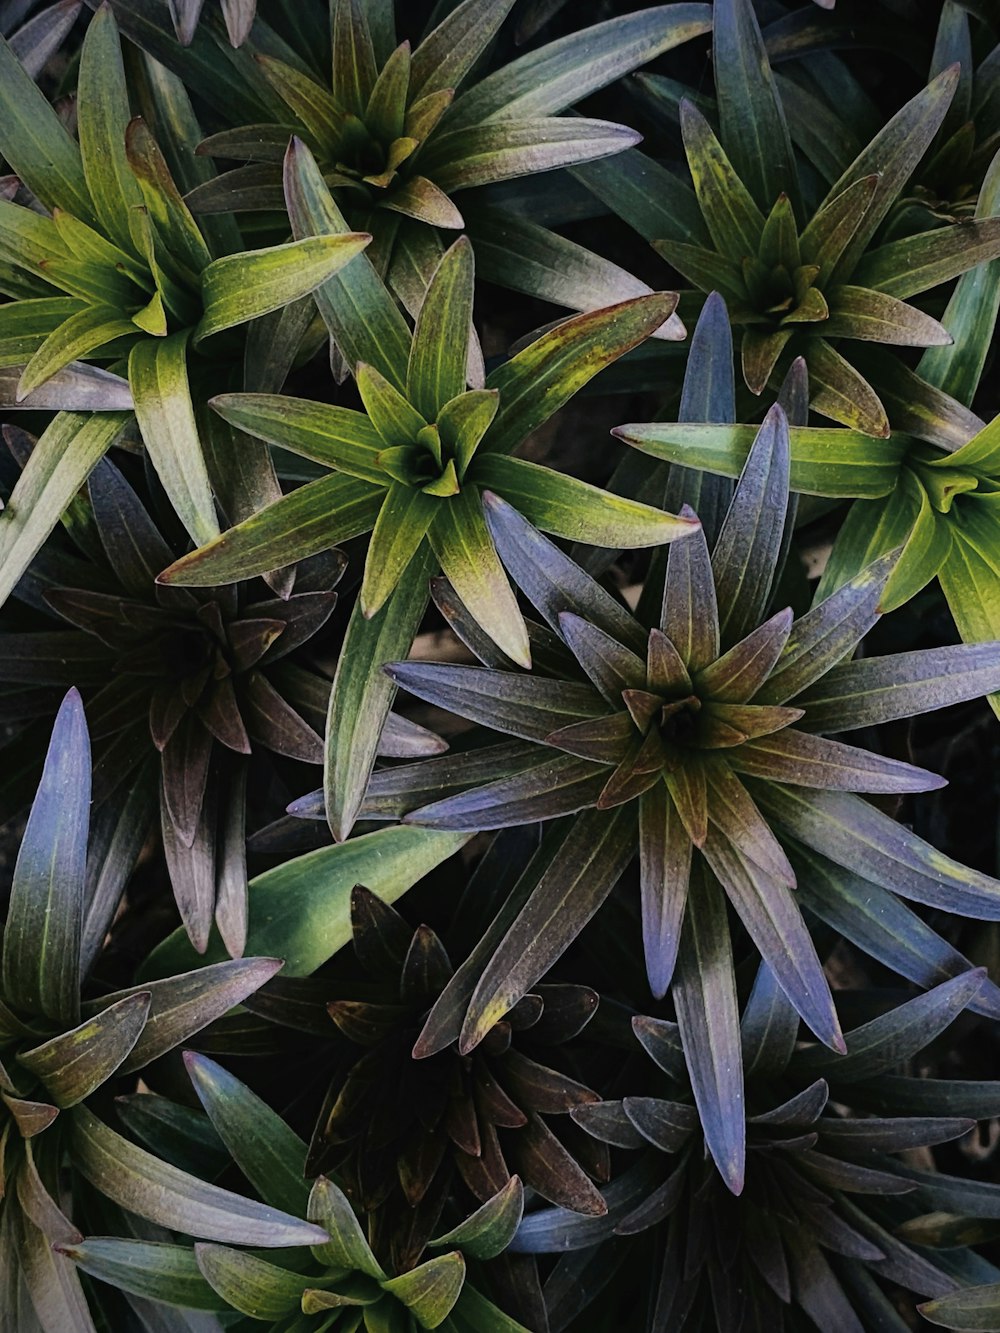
[58,1238,228,1312]
[428,486,530,667]
[197,233,371,342]
[158,473,385,587]
[474,455,697,549]
[194,1244,313,1319]
[255,55,342,151]
[407,237,473,421]
[572,145,708,248]
[713,0,799,212]
[72,1106,328,1246]
[361,483,437,617]
[425,118,640,194]
[799,174,879,284]
[0,32,94,224]
[210,392,385,483]
[825,285,952,346]
[918,148,1000,407]
[77,4,145,255]
[429,1178,524,1260]
[679,99,765,258]
[357,360,427,443]
[2,689,89,1025]
[17,992,150,1107]
[17,306,139,399]
[307,1173,385,1277]
[145,824,467,979]
[613,420,902,497]
[382,1253,466,1329]
[410,0,514,100]
[483,294,676,455]
[124,115,213,279]
[854,221,1000,301]
[807,338,889,436]
[325,544,435,840]
[445,3,711,125]
[283,138,411,387]
[0,419,124,605]
[184,1052,310,1216]
[921,1284,1000,1330]
[332,0,377,116]
[823,65,961,283]
[129,331,219,548]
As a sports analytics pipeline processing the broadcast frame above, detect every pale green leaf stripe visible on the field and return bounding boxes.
[129,332,219,548]
[71,1107,327,1247]
[196,232,371,342]
[160,473,385,587]
[284,139,413,387]
[18,306,138,399]
[447,3,711,126]
[210,392,385,483]
[77,4,145,255]
[614,422,908,498]
[142,824,470,978]
[0,34,94,224]
[0,410,131,611]
[326,545,437,841]
[475,453,697,547]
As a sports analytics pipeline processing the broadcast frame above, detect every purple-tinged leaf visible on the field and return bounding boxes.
[0,632,110,686]
[2,688,89,1024]
[662,509,719,673]
[796,643,1000,733]
[87,455,174,596]
[694,608,793,703]
[161,783,215,955]
[16,992,149,1108]
[751,1080,828,1127]
[730,729,946,793]
[360,741,544,823]
[673,864,745,1193]
[741,961,798,1078]
[244,671,323,763]
[87,957,284,1074]
[546,711,633,763]
[72,1106,329,1246]
[712,404,790,649]
[410,0,514,99]
[426,118,641,194]
[791,843,1000,1021]
[505,1113,607,1217]
[460,805,635,1052]
[161,712,212,847]
[751,780,1000,918]
[704,760,795,884]
[404,752,612,830]
[755,548,898,705]
[379,711,448,759]
[794,969,986,1084]
[819,1117,974,1153]
[666,758,708,846]
[572,1101,647,1150]
[56,1237,226,1314]
[703,832,843,1051]
[622,1098,698,1153]
[558,612,646,701]
[386,660,604,742]
[483,491,647,653]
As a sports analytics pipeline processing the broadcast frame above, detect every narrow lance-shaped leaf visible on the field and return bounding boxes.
[673,862,745,1193]
[71,1106,329,1246]
[2,688,90,1025]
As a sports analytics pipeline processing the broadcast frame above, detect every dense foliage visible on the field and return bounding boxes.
[6,2,1000,1330]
